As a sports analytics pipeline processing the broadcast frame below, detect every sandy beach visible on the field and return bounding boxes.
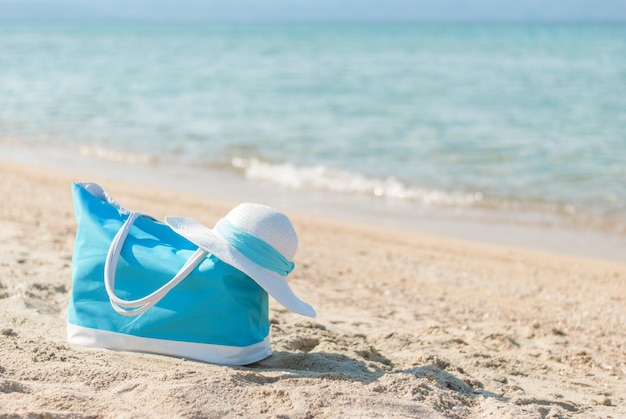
[0,159,624,418]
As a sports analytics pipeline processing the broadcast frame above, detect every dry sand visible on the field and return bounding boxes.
[0,160,624,418]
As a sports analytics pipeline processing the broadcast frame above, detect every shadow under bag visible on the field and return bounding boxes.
[67,182,313,365]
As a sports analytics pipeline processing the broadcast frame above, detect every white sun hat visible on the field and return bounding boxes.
[165,203,316,317]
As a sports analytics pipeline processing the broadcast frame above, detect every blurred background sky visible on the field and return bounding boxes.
[1,0,625,23]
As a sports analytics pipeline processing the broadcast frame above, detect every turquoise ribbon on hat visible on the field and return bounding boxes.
[216,220,295,277]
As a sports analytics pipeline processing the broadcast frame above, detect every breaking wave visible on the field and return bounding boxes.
[231,157,485,207]
[79,145,157,165]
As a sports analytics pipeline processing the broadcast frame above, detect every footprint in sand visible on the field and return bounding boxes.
[285,336,320,352]
[0,379,29,395]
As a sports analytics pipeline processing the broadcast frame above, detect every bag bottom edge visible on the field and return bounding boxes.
[67,323,272,366]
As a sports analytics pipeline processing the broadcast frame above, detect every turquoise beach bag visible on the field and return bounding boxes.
[67,182,284,365]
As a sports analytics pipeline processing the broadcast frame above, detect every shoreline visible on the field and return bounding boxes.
[0,159,624,417]
[2,141,625,263]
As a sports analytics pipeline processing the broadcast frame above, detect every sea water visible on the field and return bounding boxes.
[1,23,625,257]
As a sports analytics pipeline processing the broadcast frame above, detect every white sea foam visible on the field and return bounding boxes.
[79,146,156,165]
[232,157,483,207]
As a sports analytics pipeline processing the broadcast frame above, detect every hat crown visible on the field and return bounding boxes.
[223,203,298,260]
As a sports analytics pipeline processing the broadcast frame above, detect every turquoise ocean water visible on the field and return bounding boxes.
[1,23,626,247]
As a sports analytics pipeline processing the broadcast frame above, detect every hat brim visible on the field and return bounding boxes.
[165,216,316,317]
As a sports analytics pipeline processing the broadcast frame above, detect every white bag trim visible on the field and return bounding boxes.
[67,323,272,366]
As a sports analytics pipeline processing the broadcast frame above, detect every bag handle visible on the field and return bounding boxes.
[104,211,208,316]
